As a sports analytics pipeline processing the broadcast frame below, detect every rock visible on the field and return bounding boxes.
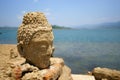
[22,71,43,80]
[50,57,64,66]
[58,65,73,80]
[92,67,120,80]
[43,63,62,80]
[8,57,26,67]
[22,63,70,80]
[10,48,18,59]
[21,63,39,72]
[12,65,22,80]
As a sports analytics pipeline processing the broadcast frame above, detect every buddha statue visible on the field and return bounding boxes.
[7,12,73,80]
[17,12,54,69]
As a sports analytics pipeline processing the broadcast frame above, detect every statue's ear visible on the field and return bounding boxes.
[52,46,55,52]
[51,46,55,57]
[17,41,24,57]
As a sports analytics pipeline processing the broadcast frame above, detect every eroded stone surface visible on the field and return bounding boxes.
[6,55,72,80]
[17,12,54,69]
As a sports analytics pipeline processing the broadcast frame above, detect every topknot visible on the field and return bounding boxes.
[22,12,47,25]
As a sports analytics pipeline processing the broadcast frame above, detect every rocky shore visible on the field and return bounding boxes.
[0,44,95,80]
[1,44,120,80]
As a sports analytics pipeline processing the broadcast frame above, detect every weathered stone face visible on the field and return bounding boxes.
[17,12,54,69]
[23,31,53,69]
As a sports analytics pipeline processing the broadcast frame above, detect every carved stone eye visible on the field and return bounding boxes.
[40,45,48,51]
[39,41,49,50]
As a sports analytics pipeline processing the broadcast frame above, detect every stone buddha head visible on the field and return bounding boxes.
[17,12,54,69]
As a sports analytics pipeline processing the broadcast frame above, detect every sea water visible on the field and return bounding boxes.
[0,28,120,73]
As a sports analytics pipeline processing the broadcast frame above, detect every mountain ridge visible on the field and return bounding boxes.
[75,21,120,29]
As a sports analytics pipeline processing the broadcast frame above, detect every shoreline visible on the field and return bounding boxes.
[0,44,95,80]
[1,44,120,80]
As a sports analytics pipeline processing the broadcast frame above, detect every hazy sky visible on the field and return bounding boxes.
[0,0,120,27]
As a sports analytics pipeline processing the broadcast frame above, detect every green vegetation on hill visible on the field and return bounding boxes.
[52,25,71,29]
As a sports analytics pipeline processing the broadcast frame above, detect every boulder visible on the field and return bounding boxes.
[92,67,120,80]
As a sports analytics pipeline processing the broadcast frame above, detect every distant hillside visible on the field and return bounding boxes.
[0,27,18,30]
[75,21,120,29]
[97,21,120,29]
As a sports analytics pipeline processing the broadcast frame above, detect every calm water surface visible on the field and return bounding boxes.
[0,28,120,73]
